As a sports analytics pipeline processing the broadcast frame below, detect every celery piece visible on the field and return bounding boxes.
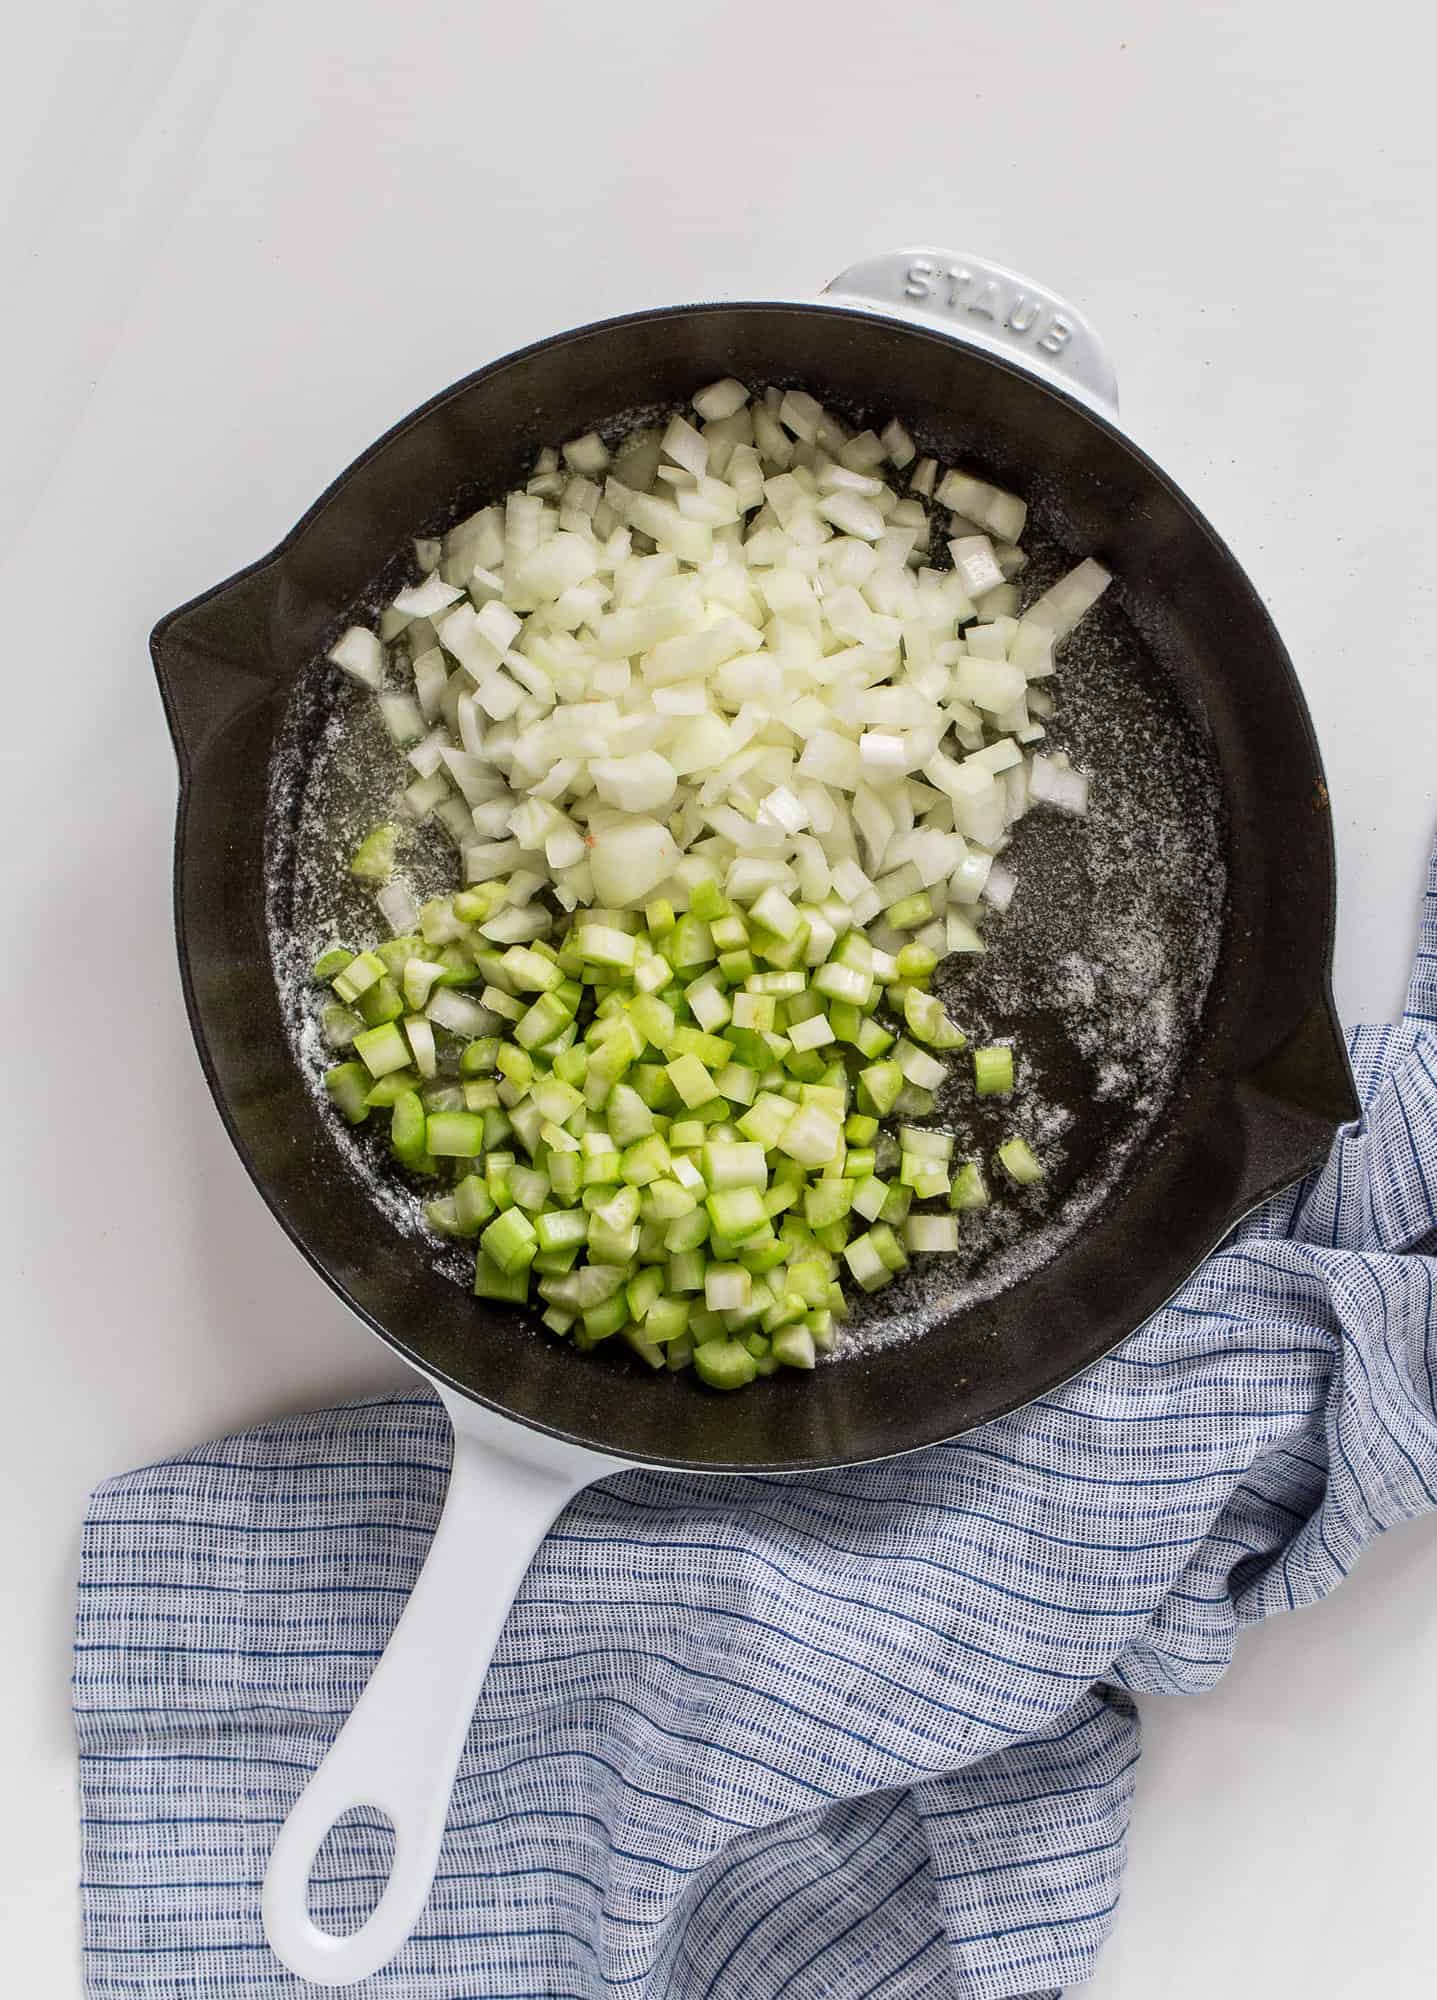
[459,1037,501,1076]
[642,1179,696,1223]
[363,1070,419,1108]
[353,1021,411,1079]
[426,1195,462,1236]
[702,1141,766,1191]
[644,1295,691,1344]
[950,1160,991,1211]
[621,1134,672,1187]
[669,1024,732,1067]
[885,891,933,931]
[514,993,570,1049]
[357,977,404,1028]
[693,1338,757,1390]
[350,824,397,884]
[867,1224,907,1273]
[710,912,749,952]
[814,960,873,1007]
[844,1147,876,1182]
[626,1267,665,1323]
[324,1061,371,1125]
[736,988,780,1032]
[668,1249,707,1293]
[878,1182,912,1228]
[996,1136,1044,1186]
[509,1166,551,1213]
[313,946,354,981]
[786,1258,831,1307]
[844,1232,892,1293]
[622,1324,667,1370]
[973,1045,1015,1098]
[805,1308,836,1351]
[666,1334,694,1371]
[645,898,676,937]
[746,968,805,998]
[718,949,757,985]
[772,1325,817,1370]
[454,1174,496,1235]
[542,1305,576,1338]
[322,1003,363,1048]
[776,1104,842,1168]
[548,1151,582,1204]
[631,1062,677,1111]
[857,1060,903,1116]
[905,988,965,1049]
[803,1179,853,1229]
[704,1264,751,1312]
[896,942,939,980]
[426,1110,486,1158]
[474,1252,529,1303]
[665,1053,715,1109]
[739,1236,788,1276]
[501,945,562,993]
[737,1091,798,1149]
[481,1206,538,1275]
[534,1247,580,1279]
[606,1083,655,1146]
[432,944,480,989]
[454,883,507,924]
[705,1057,753,1105]
[671,915,716,968]
[578,923,637,970]
[706,1187,768,1242]
[553,1044,589,1087]
[332,949,386,1004]
[665,1209,710,1254]
[389,1090,428,1167]
[495,1042,534,1091]
[689,877,728,923]
[581,1293,628,1342]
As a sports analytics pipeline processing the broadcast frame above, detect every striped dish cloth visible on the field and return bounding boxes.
[75,855,1437,2000]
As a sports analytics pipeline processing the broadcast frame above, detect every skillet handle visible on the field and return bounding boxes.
[150,556,285,782]
[261,1401,612,1986]
[824,248,1119,415]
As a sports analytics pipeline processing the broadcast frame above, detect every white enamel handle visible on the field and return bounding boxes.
[824,247,1119,414]
[262,1396,616,1986]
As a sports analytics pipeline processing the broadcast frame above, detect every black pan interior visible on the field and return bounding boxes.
[153,303,1356,1471]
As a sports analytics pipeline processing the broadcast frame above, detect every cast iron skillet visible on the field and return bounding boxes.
[152,250,1357,1982]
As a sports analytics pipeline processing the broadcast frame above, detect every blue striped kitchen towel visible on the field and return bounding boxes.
[75,849,1437,2000]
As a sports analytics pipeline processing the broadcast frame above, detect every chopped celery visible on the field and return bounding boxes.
[312,709,1044,1389]
[324,1062,371,1124]
[353,1021,411,1078]
[350,824,397,884]
[973,1045,1015,1097]
[474,1253,529,1303]
[693,1338,758,1390]
[996,1135,1043,1185]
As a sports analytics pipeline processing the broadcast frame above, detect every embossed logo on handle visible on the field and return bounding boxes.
[901,258,1073,358]
[822,248,1118,413]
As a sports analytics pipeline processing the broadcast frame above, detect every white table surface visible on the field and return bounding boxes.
[5,1,1436,1992]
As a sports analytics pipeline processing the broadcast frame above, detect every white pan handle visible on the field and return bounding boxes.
[262,1398,616,1986]
[823,247,1119,414]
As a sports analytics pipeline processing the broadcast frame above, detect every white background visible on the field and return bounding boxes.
[4,1,1436,1992]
